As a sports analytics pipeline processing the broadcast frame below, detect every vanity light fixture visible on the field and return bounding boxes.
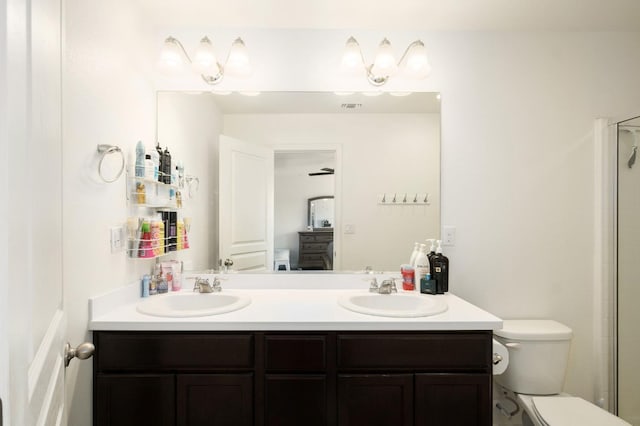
[341,37,431,86]
[160,36,252,85]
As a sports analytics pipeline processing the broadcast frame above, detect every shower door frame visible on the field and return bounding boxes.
[606,112,640,418]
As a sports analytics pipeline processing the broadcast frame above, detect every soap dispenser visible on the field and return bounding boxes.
[426,238,437,269]
[432,240,449,294]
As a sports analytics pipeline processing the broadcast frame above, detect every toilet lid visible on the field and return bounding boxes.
[532,397,631,426]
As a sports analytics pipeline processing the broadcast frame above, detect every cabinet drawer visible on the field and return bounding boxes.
[337,333,491,371]
[300,233,333,243]
[265,335,326,371]
[302,243,328,251]
[96,332,254,372]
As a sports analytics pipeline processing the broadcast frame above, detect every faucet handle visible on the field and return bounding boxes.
[368,277,379,292]
[381,278,398,293]
[211,277,222,292]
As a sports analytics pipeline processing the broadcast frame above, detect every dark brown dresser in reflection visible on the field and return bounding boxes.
[298,230,333,270]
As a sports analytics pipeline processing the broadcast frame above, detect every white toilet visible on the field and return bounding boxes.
[494,319,630,426]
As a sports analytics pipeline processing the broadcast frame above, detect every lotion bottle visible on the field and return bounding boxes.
[432,240,449,294]
[414,244,430,291]
[426,239,437,271]
[409,242,420,266]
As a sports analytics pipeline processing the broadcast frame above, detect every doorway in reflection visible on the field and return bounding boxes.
[275,151,336,270]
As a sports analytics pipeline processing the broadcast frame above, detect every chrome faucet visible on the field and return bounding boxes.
[369,278,397,294]
[192,277,222,293]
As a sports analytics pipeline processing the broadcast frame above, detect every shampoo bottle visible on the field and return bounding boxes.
[432,240,449,294]
[414,244,430,291]
[162,147,172,184]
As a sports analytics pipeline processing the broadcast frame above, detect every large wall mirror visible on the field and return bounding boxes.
[157,91,441,272]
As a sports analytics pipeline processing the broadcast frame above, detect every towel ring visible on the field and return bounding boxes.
[185,175,200,198]
[97,144,125,183]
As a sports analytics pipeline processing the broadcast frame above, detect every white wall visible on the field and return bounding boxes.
[224,113,440,270]
[60,19,640,423]
[63,1,157,424]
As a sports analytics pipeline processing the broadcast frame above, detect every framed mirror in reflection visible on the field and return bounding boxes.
[156,91,441,272]
[308,196,334,230]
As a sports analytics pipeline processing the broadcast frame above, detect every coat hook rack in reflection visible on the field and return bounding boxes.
[377,193,430,205]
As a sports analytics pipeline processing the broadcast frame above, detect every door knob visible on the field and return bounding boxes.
[64,342,95,367]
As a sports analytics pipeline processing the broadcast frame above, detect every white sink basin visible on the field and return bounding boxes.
[136,292,251,318]
[338,292,448,318]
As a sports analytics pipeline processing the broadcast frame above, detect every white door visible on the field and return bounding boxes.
[219,135,274,271]
[0,0,87,424]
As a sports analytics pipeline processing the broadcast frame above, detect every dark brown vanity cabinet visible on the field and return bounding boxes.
[93,331,491,426]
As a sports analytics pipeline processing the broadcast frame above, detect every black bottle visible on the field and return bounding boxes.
[426,239,437,271]
[162,146,172,184]
[431,240,449,294]
[155,142,164,182]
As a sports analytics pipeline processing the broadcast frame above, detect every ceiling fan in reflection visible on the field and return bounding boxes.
[308,168,335,176]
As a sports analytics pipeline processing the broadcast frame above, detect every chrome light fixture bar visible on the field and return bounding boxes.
[160,36,252,85]
[341,36,431,86]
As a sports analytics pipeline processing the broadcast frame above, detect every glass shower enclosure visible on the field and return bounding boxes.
[616,115,640,425]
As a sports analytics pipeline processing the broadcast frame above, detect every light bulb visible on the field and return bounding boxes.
[225,38,252,77]
[371,38,398,77]
[403,41,431,79]
[192,36,220,75]
[341,37,363,73]
[159,37,186,71]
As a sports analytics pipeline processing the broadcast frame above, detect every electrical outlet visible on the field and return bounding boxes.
[344,224,356,234]
[442,226,456,246]
[110,226,124,253]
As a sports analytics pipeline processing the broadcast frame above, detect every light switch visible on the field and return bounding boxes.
[344,224,356,234]
[442,226,456,246]
[110,226,124,253]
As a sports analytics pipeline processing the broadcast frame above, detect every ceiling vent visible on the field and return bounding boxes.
[341,103,362,110]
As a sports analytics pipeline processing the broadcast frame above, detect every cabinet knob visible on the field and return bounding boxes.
[64,342,95,367]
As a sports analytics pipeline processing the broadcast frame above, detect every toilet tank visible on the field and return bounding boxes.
[494,320,573,395]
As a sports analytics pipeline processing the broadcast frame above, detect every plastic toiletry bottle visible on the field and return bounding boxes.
[432,240,449,294]
[426,239,437,270]
[400,264,415,291]
[150,146,160,180]
[155,142,164,182]
[141,275,150,297]
[409,242,420,266]
[414,244,430,292]
[144,154,154,180]
[162,146,172,184]
[135,141,145,177]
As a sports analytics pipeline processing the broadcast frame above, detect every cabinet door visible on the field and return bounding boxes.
[338,374,413,426]
[177,374,253,426]
[265,374,328,426]
[95,374,175,426]
[415,374,491,426]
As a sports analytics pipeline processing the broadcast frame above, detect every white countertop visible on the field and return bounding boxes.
[89,273,502,332]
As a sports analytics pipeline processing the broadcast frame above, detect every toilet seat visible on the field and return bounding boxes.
[530,396,630,426]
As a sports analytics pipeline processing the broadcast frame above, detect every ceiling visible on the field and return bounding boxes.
[137,0,640,31]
